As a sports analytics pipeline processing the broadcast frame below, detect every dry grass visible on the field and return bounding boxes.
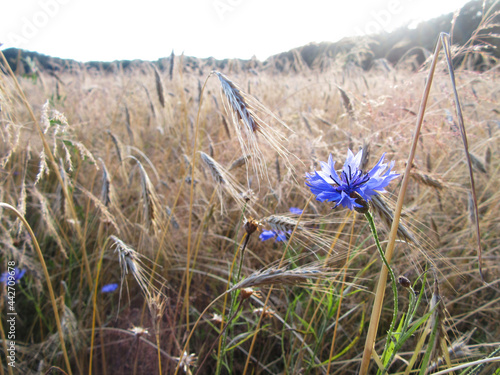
[0,37,499,375]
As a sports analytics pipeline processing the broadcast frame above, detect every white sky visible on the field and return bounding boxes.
[1,0,470,62]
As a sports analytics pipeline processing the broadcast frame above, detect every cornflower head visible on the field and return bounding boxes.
[289,207,304,215]
[259,229,289,242]
[306,149,399,212]
[0,267,26,284]
[213,71,294,183]
[101,283,119,293]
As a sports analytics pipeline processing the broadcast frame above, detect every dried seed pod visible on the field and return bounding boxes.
[244,217,259,236]
[398,275,411,288]
[240,287,261,300]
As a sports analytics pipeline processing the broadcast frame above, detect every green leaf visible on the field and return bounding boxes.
[382,314,405,369]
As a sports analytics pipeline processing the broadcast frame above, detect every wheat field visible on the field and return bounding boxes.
[0,33,499,375]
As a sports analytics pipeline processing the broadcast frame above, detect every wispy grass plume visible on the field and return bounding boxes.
[214,71,295,182]
[153,65,165,108]
[110,235,160,303]
[228,262,340,292]
[199,151,249,211]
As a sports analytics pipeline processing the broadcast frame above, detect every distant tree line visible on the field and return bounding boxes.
[1,0,498,75]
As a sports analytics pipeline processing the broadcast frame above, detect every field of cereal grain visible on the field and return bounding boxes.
[1,27,499,375]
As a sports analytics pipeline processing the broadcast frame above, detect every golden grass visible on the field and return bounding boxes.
[0,37,499,374]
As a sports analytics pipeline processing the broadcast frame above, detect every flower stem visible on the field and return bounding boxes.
[227,232,252,371]
[364,211,398,372]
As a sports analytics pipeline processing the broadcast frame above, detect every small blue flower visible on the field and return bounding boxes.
[260,230,289,242]
[275,231,288,242]
[289,207,303,215]
[260,230,277,241]
[101,283,119,293]
[306,149,399,211]
[0,268,26,284]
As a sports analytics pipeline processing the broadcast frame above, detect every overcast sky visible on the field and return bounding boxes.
[1,0,471,62]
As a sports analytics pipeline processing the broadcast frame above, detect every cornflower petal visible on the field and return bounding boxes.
[275,231,288,242]
[306,149,399,211]
[0,268,26,284]
[260,230,277,242]
[260,229,289,242]
[101,283,119,293]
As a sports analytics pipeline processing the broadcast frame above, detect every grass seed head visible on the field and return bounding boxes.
[153,65,165,108]
[229,263,336,291]
[110,235,156,302]
[214,71,294,183]
[262,215,302,232]
[215,71,258,133]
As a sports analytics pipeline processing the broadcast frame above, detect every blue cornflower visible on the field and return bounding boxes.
[306,149,399,211]
[289,207,303,215]
[260,230,288,242]
[0,268,26,284]
[101,283,119,293]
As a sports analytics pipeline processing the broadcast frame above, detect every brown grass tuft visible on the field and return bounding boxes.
[133,157,162,233]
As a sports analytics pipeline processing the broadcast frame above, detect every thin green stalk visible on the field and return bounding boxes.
[195,304,245,375]
[173,293,229,375]
[213,232,247,375]
[364,211,398,373]
[326,214,357,374]
[227,233,252,371]
[235,233,251,287]
[289,211,353,373]
[381,284,417,375]
[242,196,312,375]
